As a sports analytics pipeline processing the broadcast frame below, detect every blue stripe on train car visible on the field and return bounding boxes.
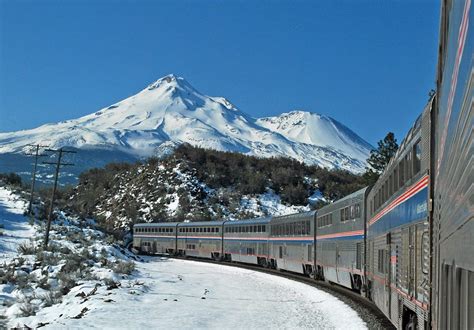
[317,235,364,241]
[368,187,428,237]
[177,237,222,241]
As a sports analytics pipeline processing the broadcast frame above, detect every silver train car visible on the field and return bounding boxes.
[269,211,315,275]
[133,222,178,254]
[176,221,224,259]
[317,187,368,292]
[223,217,271,265]
[366,99,433,329]
[431,0,474,328]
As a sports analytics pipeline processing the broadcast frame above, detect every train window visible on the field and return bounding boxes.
[262,225,266,232]
[393,166,399,192]
[413,142,421,174]
[388,174,393,196]
[216,228,219,233]
[381,183,385,203]
[355,204,361,218]
[399,160,405,187]
[377,249,388,274]
[406,152,412,180]
[253,225,257,232]
[350,205,355,219]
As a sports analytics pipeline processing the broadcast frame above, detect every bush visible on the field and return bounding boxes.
[17,242,36,255]
[19,302,37,317]
[40,291,62,307]
[0,172,22,186]
[113,260,135,275]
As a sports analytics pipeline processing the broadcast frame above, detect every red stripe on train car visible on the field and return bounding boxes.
[369,175,429,226]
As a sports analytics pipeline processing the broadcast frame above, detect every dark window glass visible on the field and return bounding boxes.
[406,153,412,180]
[399,160,405,187]
[413,142,421,174]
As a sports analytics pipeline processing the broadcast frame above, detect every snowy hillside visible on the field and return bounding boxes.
[0,74,373,173]
[0,185,366,329]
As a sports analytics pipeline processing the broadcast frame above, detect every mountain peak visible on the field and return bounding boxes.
[147,74,197,93]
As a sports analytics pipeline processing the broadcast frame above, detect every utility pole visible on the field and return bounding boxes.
[26,144,48,215]
[42,148,76,248]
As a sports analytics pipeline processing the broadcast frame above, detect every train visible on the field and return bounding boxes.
[133,0,473,329]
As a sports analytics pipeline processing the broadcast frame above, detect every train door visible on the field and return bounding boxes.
[335,244,340,283]
[385,233,392,319]
[408,226,416,298]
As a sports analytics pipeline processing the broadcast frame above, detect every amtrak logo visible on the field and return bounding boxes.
[416,202,427,214]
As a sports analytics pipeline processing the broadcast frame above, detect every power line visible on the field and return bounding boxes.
[25,144,49,215]
[42,148,76,248]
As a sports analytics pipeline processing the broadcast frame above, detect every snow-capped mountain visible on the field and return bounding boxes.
[0,74,373,174]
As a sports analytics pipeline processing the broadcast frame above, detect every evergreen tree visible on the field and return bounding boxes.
[363,132,398,185]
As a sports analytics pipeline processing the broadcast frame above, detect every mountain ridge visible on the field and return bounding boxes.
[0,74,373,173]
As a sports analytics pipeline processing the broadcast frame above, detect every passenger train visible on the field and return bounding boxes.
[133,1,473,328]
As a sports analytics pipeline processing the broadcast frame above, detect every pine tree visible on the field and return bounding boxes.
[363,132,398,185]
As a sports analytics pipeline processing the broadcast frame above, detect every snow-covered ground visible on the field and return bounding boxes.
[0,186,34,263]
[13,258,366,329]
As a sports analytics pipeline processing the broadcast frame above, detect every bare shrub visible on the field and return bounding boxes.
[19,302,37,317]
[113,260,135,275]
[40,291,62,307]
[17,242,35,255]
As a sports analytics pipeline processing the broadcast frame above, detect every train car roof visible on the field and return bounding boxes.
[224,217,272,225]
[134,222,180,227]
[177,221,225,227]
[271,210,316,222]
[318,186,369,214]
[335,186,370,202]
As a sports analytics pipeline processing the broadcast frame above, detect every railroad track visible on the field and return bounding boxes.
[145,254,395,329]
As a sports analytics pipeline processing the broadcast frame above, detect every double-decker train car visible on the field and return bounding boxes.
[133,222,178,254]
[366,99,433,329]
[176,221,224,259]
[431,0,474,328]
[269,211,315,275]
[223,217,271,265]
[316,187,368,292]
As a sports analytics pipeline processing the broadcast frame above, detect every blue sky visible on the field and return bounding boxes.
[0,0,440,145]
